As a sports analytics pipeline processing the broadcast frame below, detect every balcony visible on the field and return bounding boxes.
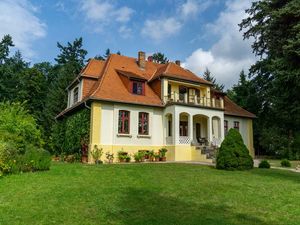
[164,92,224,109]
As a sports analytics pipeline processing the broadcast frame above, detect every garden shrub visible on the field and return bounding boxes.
[216,128,253,170]
[258,160,271,169]
[0,102,43,149]
[0,102,51,175]
[281,159,291,167]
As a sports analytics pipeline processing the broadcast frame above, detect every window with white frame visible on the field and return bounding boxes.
[234,121,240,131]
[138,112,149,135]
[73,87,79,104]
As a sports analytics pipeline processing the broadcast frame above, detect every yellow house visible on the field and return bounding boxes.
[57,51,256,163]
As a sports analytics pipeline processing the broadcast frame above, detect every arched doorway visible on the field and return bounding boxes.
[193,114,209,145]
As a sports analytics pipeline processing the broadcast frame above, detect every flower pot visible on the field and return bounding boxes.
[160,157,166,162]
[81,156,88,163]
[155,157,160,162]
[119,159,125,163]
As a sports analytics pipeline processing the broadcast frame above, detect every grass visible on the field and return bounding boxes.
[266,159,300,169]
[0,163,300,225]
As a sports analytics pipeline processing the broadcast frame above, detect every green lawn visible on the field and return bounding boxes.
[0,163,300,225]
[267,159,300,169]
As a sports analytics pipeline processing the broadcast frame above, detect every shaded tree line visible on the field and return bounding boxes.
[0,35,109,153]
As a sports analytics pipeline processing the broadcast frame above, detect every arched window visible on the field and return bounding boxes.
[138,112,149,135]
[118,110,130,134]
[73,87,79,104]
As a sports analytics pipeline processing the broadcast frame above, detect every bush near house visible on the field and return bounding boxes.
[51,108,90,155]
[281,159,291,167]
[0,102,51,176]
[258,160,271,169]
[216,128,253,170]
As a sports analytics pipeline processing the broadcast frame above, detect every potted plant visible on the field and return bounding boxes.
[125,154,131,162]
[148,150,155,162]
[139,151,146,162]
[105,152,114,164]
[117,150,128,163]
[159,148,168,161]
[133,152,143,163]
[91,145,103,164]
[154,152,160,162]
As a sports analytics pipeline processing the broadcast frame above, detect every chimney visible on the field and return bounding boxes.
[175,60,181,66]
[138,51,146,69]
[147,55,153,62]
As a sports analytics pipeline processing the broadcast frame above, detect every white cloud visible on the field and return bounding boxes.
[79,0,134,32]
[142,0,214,42]
[141,17,182,41]
[0,0,46,59]
[183,0,256,89]
[115,7,134,23]
[179,0,213,19]
[118,25,132,39]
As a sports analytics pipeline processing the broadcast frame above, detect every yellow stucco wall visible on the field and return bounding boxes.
[89,102,102,161]
[88,100,211,163]
[247,119,255,157]
[91,145,212,163]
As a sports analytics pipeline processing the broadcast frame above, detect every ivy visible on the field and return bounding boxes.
[51,109,90,155]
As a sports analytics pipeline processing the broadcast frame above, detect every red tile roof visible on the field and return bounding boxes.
[58,54,255,119]
[224,96,256,118]
[149,62,212,85]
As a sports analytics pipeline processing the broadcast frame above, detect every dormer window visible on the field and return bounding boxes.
[132,80,145,95]
[73,87,79,104]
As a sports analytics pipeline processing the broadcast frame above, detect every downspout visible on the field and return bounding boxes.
[84,101,91,110]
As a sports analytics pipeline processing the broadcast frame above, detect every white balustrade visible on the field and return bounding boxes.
[179,136,191,144]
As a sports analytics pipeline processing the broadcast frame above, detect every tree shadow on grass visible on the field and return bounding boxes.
[248,168,300,184]
[106,188,268,225]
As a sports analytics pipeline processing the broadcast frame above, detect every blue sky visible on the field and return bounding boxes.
[0,0,256,88]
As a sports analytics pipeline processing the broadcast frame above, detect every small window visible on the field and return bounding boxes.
[224,120,228,135]
[138,112,149,135]
[234,121,239,131]
[73,87,79,104]
[132,81,144,95]
[118,110,130,134]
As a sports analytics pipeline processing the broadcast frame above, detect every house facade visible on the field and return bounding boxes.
[57,52,255,162]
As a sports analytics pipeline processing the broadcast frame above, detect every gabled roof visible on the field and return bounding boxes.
[81,59,105,78]
[116,69,147,81]
[89,54,163,106]
[224,96,256,118]
[58,53,255,119]
[149,62,212,85]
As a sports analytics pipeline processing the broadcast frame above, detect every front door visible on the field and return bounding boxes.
[180,121,188,136]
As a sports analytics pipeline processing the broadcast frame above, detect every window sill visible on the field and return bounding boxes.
[137,135,151,139]
[117,134,132,138]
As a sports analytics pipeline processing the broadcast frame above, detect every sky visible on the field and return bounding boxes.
[0,0,256,89]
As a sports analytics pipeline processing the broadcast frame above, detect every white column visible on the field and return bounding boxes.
[174,112,179,145]
[220,117,224,143]
[189,115,193,143]
[208,116,213,144]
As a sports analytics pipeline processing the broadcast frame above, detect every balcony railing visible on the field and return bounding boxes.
[164,92,224,109]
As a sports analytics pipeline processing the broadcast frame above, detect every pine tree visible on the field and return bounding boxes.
[152,52,169,64]
[239,0,300,158]
[203,68,224,91]
[0,34,14,64]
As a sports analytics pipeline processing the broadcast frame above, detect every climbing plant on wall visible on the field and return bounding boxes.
[51,108,90,155]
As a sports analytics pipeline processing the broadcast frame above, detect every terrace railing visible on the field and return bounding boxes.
[164,92,224,109]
